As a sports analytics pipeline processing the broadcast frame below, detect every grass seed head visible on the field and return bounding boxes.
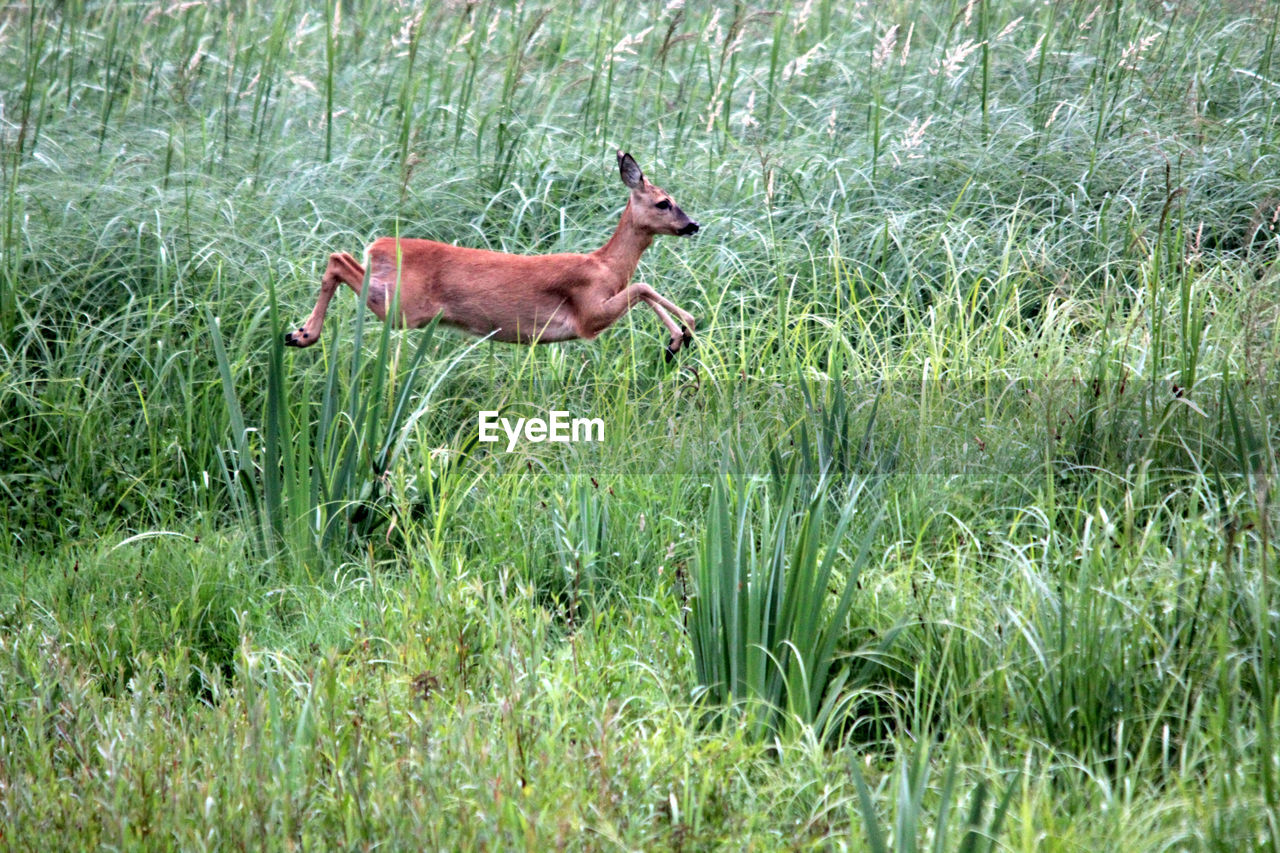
[873,24,899,70]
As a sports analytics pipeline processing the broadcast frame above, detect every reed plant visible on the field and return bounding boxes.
[690,444,888,741]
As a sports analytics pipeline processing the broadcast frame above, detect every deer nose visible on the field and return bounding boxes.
[679,221,700,236]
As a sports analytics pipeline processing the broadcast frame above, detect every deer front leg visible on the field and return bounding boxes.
[582,282,695,359]
[640,287,697,358]
[285,252,367,348]
[644,299,691,362]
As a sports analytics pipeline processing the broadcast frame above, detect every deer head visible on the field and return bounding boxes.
[618,151,700,237]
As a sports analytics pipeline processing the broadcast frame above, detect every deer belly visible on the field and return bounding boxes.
[483,307,580,343]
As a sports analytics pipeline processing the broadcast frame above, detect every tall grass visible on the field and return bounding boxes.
[1,0,1279,848]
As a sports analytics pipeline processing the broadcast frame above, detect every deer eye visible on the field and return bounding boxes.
[655,200,672,210]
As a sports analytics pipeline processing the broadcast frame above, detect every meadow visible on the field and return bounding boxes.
[2,0,1279,848]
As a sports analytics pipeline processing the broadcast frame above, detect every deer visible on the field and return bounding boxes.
[284,151,700,360]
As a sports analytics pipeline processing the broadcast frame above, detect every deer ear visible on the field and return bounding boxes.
[618,151,645,189]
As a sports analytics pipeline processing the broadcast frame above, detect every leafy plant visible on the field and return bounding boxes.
[769,377,894,500]
[207,280,479,564]
[551,476,609,619]
[690,454,887,740]
[851,736,1018,853]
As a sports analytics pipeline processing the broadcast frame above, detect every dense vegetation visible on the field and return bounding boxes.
[2,0,1279,848]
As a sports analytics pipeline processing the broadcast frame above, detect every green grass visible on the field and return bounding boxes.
[2,0,1280,848]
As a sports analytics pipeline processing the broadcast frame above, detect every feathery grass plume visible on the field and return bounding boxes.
[703,7,723,46]
[483,6,501,48]
[873,24,899,71]
[995,16,1023,42]
[793,0,815,34]
[783,42,822,81]
[1079,4,1101,33]
[897,114,933,159]
[611,26,654,60]
[704,75,726,132]
[931,38,982,79]
[391,8,425,51]
[1025,31,1045,63]
[1045,100,1069,127]
[1119,32,1160,69]
[740,89,759,129]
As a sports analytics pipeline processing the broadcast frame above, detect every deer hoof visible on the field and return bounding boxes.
[681,325,695,348]
[284,328,309,347]
[664,342,679,362]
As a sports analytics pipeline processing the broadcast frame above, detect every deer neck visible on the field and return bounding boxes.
[594,199,653,284]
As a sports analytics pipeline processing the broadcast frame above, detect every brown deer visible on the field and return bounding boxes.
[285,151,699,359]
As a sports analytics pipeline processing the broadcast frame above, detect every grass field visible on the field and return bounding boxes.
[3,0,1280,848]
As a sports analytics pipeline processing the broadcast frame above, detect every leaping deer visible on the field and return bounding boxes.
[285,151,700,359]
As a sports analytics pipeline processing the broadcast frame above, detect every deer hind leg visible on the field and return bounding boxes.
[285,252,366,348]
